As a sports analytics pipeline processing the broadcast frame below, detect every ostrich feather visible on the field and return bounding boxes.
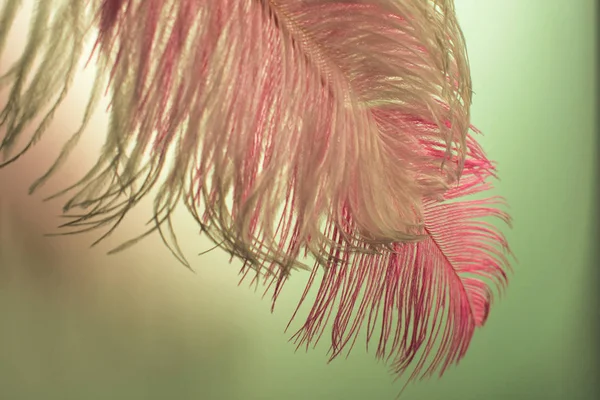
[0,0,511,388]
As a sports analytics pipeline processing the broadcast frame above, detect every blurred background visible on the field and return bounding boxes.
[0,0,597,399]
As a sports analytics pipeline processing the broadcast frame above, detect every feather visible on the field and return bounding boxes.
[0,0,511,388]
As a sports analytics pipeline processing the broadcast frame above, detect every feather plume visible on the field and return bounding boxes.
[0,0,511,387]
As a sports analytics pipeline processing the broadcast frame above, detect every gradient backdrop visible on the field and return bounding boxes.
[0,1,597,399]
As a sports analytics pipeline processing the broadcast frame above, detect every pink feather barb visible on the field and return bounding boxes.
[0,0,512,390]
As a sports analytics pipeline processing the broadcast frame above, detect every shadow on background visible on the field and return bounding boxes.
[0,200,248,400]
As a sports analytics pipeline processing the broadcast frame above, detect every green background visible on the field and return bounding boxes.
[0,0,597,399]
